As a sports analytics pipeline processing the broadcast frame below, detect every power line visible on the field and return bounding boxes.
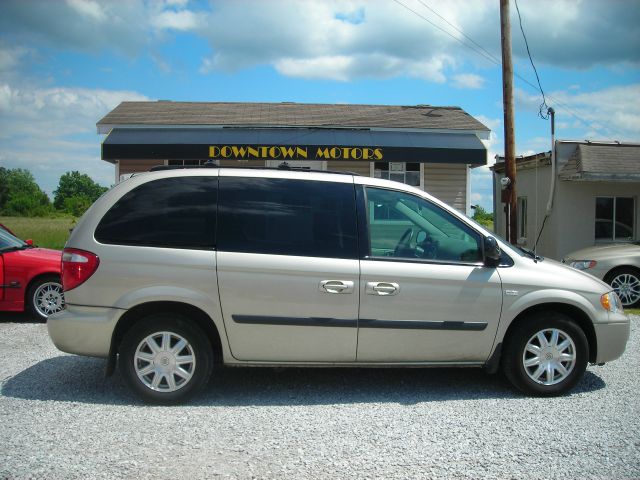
[390,0,498,66]
[513,0,549,120]
[391,0,618,138]
[414,0,502,66]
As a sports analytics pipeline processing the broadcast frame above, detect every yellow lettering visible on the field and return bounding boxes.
[260,146,269,157]
[280,146,296,159]
[316,147,331,159]
[374,148,383,160]
[209,146,220,158]
[351,148,362,160]
[247,146,259,158]
[231,146,247,158]
[296,147,308,159]
[269,146,281,158]
[330,147,341,159]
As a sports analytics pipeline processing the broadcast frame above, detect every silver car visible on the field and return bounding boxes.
[48,167,630,403]
[563,243,640,308]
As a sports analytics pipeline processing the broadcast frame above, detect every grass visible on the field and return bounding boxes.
[626,308,640,316]
[0,216,76,250]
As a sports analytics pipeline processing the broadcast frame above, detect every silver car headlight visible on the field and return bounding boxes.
[600,291,624,314]
[569,260,597,270]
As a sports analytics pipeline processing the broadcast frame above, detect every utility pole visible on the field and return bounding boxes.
[500,0,517,244]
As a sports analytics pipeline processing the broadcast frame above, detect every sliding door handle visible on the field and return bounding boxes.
[319,280,355,294]
[366,282,400,296]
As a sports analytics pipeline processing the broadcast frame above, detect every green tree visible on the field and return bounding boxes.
[54,171,108,214]
[472,205,494,229]
[0,167,53,217]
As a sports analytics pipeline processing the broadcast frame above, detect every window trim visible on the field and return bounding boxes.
[595,195,636,243]
[517,196,527,244]
[369,162,425,190]
[358,185,487,267]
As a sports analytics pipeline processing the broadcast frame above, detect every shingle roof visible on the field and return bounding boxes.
[97,101,489,132]
[559,143,640,180]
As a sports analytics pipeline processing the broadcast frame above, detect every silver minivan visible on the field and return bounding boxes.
[48,167,630,403]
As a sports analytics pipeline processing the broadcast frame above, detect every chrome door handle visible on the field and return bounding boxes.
[319,280,354,294]
[366,282,400,296]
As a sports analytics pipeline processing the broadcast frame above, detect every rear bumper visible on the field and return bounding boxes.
[594,315,630,364]
[47,304,124,358]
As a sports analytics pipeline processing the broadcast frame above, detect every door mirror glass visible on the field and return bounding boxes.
[484,236,501,266]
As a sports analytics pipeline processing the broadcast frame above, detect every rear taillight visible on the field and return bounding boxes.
[61,248,100,292]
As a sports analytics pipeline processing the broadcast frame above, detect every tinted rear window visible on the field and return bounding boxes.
[217,177,358,259]
[95,177,217,249]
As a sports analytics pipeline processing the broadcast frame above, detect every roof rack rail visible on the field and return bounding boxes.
[150,161,218,171]
[147,163,360,176]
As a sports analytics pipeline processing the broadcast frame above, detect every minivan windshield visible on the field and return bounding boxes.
[0,228,28,252]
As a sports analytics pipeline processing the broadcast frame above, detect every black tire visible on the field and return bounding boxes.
[604,267,640,308]
[119,313,213,404]
[27,275,64,322]
[502,312,588,396]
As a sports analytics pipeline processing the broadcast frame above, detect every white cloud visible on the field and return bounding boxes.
[65,0,107,23]
[516,84,640,141]
[452,73,484,89]
[0,83,149,196]
[0,45,32,72]
[152,10,201,31]
[1,0,638,84]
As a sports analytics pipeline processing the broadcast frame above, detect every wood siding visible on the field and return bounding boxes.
[327,161,371,177]
[423,163,467,212]
[218,160,265,168]
[118,159,159,175]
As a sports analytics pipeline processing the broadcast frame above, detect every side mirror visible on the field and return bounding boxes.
[25,239,34,246]
[483,236,501,267]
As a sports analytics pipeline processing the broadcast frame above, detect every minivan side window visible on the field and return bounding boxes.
[365,187,482,263]
[95,177,217,249]
[218,177,358,259]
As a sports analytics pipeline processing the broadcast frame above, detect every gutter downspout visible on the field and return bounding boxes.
[534,107,555,253]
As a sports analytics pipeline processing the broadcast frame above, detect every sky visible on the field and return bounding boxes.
[0,0,639,212]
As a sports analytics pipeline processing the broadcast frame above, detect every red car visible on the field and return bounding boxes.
[0,225,64,319]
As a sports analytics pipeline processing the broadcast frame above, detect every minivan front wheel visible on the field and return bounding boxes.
[502,312,588,396]
[119,314,213,404]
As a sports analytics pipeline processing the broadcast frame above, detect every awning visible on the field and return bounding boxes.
[102,127,487,165]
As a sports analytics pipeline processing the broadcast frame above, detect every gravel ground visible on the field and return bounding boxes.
[1,314,639,480]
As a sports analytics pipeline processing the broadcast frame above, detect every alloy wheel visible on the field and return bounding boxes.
[33,281,65,318]
[134,331,196,392]
[522,328,577,386]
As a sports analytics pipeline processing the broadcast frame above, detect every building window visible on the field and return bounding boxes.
[595,196,635,241]
[373,162,421,187]
[517,196,527,243]
[168,160,210,166]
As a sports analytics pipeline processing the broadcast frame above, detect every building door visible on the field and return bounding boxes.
[355,184,503,362]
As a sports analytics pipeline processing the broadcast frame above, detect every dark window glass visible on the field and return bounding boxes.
[95,177,217,249]
[595,196,635,241]
[218,177,358,259]
[616,197,634,240]
[366,187,481,263]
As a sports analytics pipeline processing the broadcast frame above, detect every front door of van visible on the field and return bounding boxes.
[216,172,360,362]
[356,184,503,362]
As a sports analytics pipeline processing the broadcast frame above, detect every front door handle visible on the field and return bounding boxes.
[319,280,355,294]
[366,282,400,296]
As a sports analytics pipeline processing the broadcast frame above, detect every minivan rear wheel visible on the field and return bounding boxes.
[119,314,213,404]
[502,312,588,396]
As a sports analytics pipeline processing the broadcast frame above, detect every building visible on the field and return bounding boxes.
[97,101,490,213]
[492,140,640,260]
